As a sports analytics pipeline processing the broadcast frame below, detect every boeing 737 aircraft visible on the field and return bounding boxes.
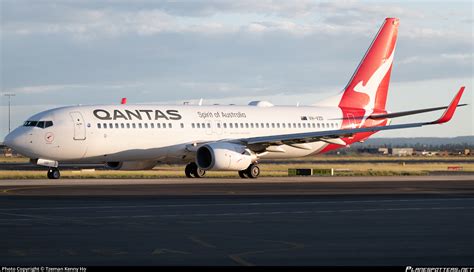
[3,18,467,179]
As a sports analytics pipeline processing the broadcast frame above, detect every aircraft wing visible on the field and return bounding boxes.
[240,86,465,147]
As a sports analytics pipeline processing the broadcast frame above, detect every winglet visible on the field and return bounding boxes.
[430,86,465,124]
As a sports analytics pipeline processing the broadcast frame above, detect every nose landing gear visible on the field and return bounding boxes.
[47,168,61,179]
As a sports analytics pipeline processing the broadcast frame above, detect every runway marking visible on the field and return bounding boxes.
[152,248,190,256]
[0,206,472,222]
[91,248,128,256]
[0,197,472,211]
[8,249,28,257]
[1,185,68,195]
[2,186,48,194]
[188,235,216,248]
[228,239,305,266]
[0,212,56,225]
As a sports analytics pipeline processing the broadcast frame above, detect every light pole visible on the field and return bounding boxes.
[4,93,15,133]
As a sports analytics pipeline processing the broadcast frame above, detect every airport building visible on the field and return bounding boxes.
[389,148,414,156]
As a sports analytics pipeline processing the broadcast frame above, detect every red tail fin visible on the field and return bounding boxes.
[339,18,399,113]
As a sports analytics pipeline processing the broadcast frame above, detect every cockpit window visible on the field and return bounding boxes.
[23,120,53,129]
[23,121,38,127]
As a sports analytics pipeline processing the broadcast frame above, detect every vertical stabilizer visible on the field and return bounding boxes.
[339,18,399,113]
[315,18,398,114]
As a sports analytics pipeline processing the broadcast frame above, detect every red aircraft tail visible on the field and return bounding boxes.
[339,18,399,114]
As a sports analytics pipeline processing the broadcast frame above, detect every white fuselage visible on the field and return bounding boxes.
[5,103,345,164]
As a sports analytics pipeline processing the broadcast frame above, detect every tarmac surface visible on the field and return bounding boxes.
[0,176,473,266]
[1,157,473,170]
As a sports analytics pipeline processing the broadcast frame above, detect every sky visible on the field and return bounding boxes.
[1,0,473,139]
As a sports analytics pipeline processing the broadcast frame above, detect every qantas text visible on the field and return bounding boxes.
[93,109,182,121]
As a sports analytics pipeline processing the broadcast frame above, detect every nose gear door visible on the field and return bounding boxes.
[70,112,86,140]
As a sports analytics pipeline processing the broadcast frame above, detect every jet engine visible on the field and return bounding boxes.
[105,160,157,170]
[196,142,256,171]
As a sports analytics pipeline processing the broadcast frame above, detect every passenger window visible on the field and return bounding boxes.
[207,123,210,129]
[144,123,148,128]
[151,123,154,128]
[109,123,113,129]
[240,123,244,128]
[317,123,320,128]
[121,123,124,128]
[298,123,301,128]
[235,123,238,128]
[255,123,259,128]
[169,123,172,128]
[266,123,270,128]
[192,123,195,129]
[293,123,296,128]
[217,123,221,128]
[223,123,227,128]
[103,123,107,129]
[229,123,233,128]
[303,123,306,128]
[180,123,184,128]
[138,123,142,129]
[126,123,130,129]
[245,123,249,128]
[282,123,286,128]
[197,123,200,129]
[251,123,254,129]
[321,123,325,128]
[132,123,136,129]
[277,123,280,128]
[163,123,167,128]
[97,123,101,129]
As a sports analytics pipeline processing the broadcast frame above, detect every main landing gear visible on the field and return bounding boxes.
[47,167,61,179]
[238,163,260,179]
[185,162,206,178]
[184,162,260,179]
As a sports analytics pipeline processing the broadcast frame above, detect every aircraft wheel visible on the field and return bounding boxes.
[185,163,194,178]
[47,168,60,179]
[238,170,248,179]
[192,167,206,178]
[246,164,260,179]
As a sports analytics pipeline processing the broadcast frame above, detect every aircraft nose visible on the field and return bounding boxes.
[3,129,26,152]
[3,132,14,147]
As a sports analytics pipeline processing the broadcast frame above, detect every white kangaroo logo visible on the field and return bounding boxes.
[353,49,395,126]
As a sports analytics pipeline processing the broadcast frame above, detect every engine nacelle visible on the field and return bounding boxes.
[105,160,157,170]
[196,142,255,171]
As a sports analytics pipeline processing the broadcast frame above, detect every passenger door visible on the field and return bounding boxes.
[70,112,86,140]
